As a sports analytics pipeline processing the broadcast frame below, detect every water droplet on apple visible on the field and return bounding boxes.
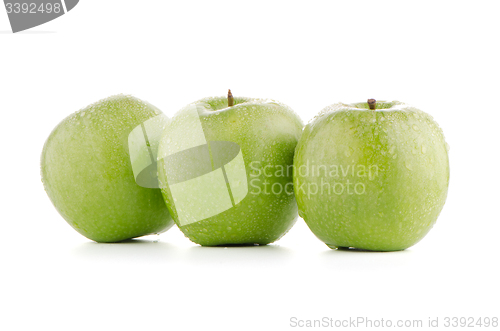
[421,145,427,154]
[344,147,353,157]
[405,161,413,171]
[412,125,420,131]
[389,146,396,154]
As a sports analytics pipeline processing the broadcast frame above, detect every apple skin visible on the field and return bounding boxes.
[158,96,303,246]
[41,95,173,242]
[293,101,449,251]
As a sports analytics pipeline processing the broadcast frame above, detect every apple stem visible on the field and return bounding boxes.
[228,89,234,107]
[368,99,376,110]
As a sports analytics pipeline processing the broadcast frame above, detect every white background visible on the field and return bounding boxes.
[1,1,499,330]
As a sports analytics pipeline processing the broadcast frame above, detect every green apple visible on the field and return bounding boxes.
[157,91,303,246]
[293,100,449,251]
[41,94,173,242]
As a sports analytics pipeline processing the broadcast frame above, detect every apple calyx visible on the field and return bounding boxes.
[228,89,234,107]
[368,99,376,110]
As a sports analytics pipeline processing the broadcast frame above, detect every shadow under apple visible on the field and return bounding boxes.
[182,244,293,268]
[71,238,178,263]
[318,246,414,271]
